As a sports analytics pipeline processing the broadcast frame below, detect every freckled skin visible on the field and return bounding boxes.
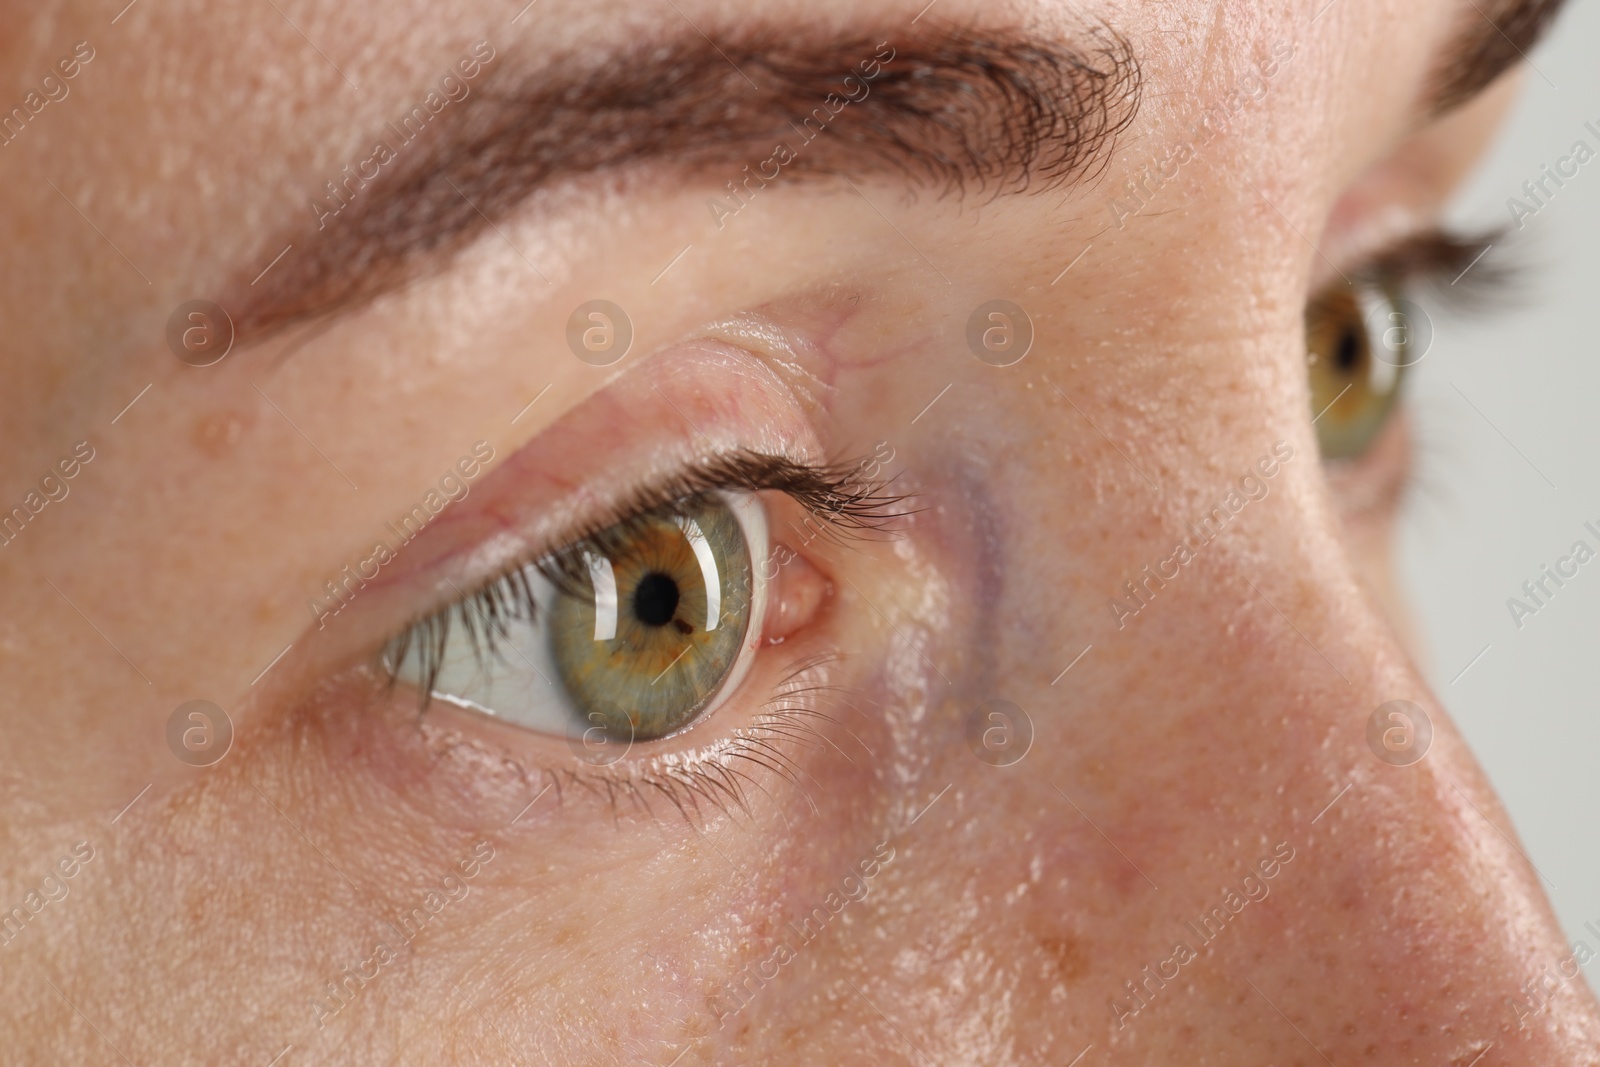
[0,0,1594,1064]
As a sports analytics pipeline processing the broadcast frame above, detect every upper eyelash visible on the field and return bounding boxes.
[379,448,908,707]
[1354,224,1522,303]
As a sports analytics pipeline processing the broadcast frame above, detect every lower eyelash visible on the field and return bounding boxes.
[491,650,848,828]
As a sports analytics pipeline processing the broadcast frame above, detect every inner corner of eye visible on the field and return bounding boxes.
[395,489,780,746]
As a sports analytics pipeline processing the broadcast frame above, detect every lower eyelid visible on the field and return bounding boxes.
[1323,408,1413,520]
[326,628,850,832]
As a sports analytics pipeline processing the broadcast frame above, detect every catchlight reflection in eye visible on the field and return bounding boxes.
[394,493,767,744]
[1306,280,1417,459]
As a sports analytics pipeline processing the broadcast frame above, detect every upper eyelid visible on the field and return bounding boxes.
[324,335,846,645]
[492,449,908,602]
[555,450,907,552]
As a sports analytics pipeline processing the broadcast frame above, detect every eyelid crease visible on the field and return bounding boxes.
[379,448,909,709]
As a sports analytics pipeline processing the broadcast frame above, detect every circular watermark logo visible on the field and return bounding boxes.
[166,300,235,367]
[166,700,234,767]
[1362,292,1434,369]
[1366,699,1432,767]
[565,706,636,767]
[965,698,1033,767]
[566,300,633,366]
[966,300,1033,367]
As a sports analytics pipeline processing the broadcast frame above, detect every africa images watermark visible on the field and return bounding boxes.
[0,40,96,148]
[705,841,896,1029]
[1509,917,1600,1029]
[1105,37,1295,231]
[308,839,496,1030]
[310,41,497,230]
[0,840,96,950]
[705,41,898,230]
[1109,840,1296,1030]
[0,439,96,548]
[308,441,495,629]
[1504,117,1600,230]
[1109,440,1296,629]
[1504,519,1600,630]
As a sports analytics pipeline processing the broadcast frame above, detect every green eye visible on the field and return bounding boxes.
[548,498,758,740]
[1305,281,1412,459]
[394,492,766,746]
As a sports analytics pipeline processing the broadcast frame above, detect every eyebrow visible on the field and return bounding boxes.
[1424,0,1568,116]
[228,24,1139,344]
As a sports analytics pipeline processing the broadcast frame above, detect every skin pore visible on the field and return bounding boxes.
[0,0,1594,1063]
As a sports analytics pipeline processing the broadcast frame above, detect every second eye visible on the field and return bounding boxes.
[1305,280,1417,460]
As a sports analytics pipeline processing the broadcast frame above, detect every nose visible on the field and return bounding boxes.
[785,322,1600,1065]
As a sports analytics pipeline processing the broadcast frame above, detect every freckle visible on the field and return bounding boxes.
[1039,934,1089,983]
[673,618,693,635]
[193,411,252,458]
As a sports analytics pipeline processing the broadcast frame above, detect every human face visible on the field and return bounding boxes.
[0,0,1591,1062]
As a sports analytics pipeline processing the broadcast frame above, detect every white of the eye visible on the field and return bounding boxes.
[585,550,619,640]
[676,516,721,632]
[693,491,769,722]
[1357,284,1401,395]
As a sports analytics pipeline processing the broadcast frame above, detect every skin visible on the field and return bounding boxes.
[0,0,1594,1063]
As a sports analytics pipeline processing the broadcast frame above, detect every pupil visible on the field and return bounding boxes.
[633,572,681,628]
[1335,327,1361,372]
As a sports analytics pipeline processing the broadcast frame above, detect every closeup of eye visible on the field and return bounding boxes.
[1304,228,1508,460]
[379,450,903,751]
[1305,279,1412,460]
[388,492,766,745]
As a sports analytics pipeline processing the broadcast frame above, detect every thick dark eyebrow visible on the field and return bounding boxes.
[1424,0,1568,117]
[228,23,1139,344]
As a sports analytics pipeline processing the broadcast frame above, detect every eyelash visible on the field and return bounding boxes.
[1354,225,1518,300]
[378,448,906,712]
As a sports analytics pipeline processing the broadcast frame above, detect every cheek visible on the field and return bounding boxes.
[1324,414,1415,648]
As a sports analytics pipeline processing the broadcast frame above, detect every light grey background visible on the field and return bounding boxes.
[1399,0,1600,953]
